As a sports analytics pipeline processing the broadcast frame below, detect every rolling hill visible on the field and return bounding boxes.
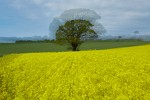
[0,45,150,100]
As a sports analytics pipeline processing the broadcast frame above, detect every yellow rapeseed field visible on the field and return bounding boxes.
[0,45,150,100]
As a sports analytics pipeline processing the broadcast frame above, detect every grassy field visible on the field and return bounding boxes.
[0,44,150,100]
[0,40,150,55]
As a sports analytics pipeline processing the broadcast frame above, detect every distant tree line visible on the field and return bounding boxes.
[99,39,143,42]
[15,39,55,43]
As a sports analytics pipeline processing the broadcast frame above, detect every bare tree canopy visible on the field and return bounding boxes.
[49,8,106,40]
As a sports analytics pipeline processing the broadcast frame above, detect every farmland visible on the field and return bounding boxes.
[0,40,150,55]
[0,44,150,100]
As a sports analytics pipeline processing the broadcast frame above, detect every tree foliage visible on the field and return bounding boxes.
[56,20,96,51]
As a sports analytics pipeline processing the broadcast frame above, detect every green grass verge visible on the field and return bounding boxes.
[0,41,150,55]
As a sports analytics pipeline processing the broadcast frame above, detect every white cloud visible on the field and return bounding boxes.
[32,0,44,5]
[9,0,27,9]
[9,0,150,35]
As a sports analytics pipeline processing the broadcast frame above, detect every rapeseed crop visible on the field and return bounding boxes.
[0,45,150,100]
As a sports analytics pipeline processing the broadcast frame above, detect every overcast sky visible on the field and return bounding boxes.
[0,0,150,37]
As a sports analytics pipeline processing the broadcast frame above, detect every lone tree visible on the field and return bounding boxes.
[56,20,96,51]
[49,8,106,40]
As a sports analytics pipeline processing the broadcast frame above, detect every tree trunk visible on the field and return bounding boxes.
[71,43,78,51]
